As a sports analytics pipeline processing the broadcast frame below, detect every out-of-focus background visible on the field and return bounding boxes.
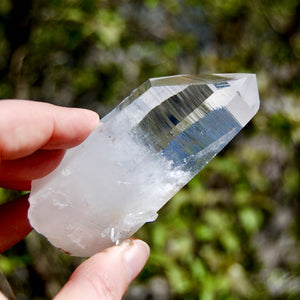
[0,0,299,299]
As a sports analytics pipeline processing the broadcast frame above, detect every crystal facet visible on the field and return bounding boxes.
[28,74,260,257]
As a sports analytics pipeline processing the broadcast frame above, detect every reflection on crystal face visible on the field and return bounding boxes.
[28,74,260,257]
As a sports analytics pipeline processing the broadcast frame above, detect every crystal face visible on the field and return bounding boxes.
[28,74,260,257]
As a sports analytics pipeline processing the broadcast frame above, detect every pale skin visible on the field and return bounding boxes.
[0,100,149,299]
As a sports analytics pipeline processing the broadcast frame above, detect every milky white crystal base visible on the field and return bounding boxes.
[29,127,190,256]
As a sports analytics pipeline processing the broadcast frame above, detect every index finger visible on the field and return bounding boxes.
[0,100,100,161]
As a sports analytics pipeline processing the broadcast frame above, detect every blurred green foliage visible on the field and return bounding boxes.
[0,0,299,299]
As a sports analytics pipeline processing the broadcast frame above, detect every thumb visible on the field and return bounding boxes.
[54,239,150,300]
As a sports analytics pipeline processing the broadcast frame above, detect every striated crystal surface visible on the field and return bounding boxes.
[28,74,260,257]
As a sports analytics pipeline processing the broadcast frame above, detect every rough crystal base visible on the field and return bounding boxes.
[28,74,260,257]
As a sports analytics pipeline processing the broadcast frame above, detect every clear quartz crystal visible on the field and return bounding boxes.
[28,74,260,257]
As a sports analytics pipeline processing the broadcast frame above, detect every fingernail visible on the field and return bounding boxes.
[123,239,150,282]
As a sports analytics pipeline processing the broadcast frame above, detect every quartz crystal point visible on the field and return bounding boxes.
[28,74,260,257]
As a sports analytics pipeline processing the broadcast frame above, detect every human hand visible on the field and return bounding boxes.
[0,100,150,299]
[0,99,100,252]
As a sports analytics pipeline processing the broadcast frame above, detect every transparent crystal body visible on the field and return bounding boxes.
[28,74,260,257]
